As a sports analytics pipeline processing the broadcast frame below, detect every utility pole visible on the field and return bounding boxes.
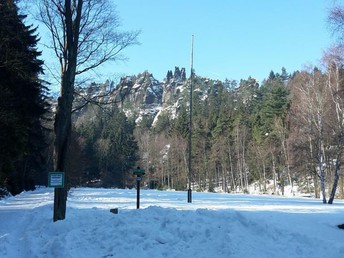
[187,34,194,203]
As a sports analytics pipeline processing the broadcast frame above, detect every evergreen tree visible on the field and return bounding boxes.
[153,112,171,134]
[76,106,138,188]
[171,104,189,139]
[0,0,50,195]
[252,70,290,138]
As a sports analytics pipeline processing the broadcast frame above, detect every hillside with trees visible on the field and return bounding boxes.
[2,0,344,209]
[68,65,344,203]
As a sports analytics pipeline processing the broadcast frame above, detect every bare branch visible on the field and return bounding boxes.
[71,81,133,113]
[37,0,140,87]
[328,4,344,40]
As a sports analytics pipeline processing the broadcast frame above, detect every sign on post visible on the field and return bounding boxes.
[48,172,65,188]
[133,167,145,176]
[133,167,145,209]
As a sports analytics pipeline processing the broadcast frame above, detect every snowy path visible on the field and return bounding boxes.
[1,188,344,258]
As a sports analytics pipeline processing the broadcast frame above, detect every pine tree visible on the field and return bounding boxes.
[99,107,138,187]
[171,104,189,139]
[0,0,49,195]
[75,106,138,188]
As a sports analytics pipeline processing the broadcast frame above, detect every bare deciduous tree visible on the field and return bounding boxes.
[322,45,344,204]
[37,0,139,221]
[292,69,329,203]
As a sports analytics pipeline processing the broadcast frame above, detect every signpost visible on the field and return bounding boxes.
[48,172,65,188]
[133,167,145,209]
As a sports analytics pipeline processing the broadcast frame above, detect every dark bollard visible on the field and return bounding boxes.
[187,188,192,203]
[136,175,141,209]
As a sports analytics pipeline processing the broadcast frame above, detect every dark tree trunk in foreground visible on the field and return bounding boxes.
[53,86,74,221]
[52,0,82,221]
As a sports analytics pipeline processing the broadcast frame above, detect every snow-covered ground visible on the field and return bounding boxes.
[1,188,344,258]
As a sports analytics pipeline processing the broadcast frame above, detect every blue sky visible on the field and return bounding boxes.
[108,0,334,83]
[29,0,336,89]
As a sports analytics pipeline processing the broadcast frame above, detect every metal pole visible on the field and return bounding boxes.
[136,176,141,209]
[188,34,194,203]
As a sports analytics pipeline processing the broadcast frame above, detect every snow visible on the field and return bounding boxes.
[132,83,141,89]
[1,188,344,258]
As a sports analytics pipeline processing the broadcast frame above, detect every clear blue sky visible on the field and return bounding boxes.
[108,0,334,83]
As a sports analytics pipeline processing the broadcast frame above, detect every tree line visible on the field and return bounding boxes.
[135,66,344,204]
[2,0,344,211]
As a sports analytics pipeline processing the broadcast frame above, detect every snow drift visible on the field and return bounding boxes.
[1,188,344,258]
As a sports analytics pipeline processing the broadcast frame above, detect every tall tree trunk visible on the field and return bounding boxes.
[52,0,82,222]
[222,161,228,192]
[263,162,267,193]
[313,170,320,198]
[328,157,340,204]
[242,147,248,192]
[340,173,344,199]
[308,136,319,197]
[53,66,75,221]
[53,90,73,221]
[236,127,244,191]
[282,138,292,194]
[320,152,327,203]
[272,153,277,194]
[227,139,235,192]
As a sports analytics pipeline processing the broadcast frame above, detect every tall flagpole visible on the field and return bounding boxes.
[187,35,194,203]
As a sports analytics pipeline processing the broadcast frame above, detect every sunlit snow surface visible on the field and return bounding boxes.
[1,188,344,258]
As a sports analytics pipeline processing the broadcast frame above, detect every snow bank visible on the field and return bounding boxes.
[1,188,344,258]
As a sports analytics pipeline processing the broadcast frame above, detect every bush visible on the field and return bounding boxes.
[0,187,10,199]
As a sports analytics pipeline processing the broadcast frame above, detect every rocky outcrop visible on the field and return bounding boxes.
[130,71,163,106]
[162,67,187,104]
[76,66,193,125]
